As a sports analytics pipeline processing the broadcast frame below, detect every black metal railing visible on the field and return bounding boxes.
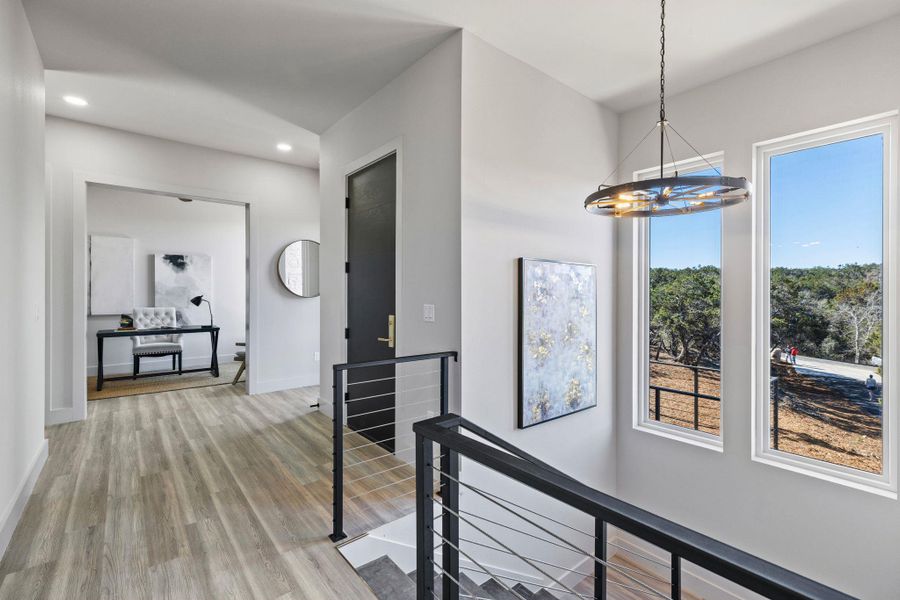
[330,351,458,542]
[649,360,720,431]
[413,413,855,600]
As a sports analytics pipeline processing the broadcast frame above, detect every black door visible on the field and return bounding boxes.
[346,153,397,452]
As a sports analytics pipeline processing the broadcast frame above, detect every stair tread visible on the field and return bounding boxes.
[511,583,535,599]
[408,569,495,599]
[358,555,416,600]
[482,578,523,600]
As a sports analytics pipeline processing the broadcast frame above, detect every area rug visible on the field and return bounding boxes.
[87,361,243,400]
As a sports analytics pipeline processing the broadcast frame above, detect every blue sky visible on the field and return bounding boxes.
[650,135,883,269]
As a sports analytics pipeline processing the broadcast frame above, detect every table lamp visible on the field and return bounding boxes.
[190,295,214,327]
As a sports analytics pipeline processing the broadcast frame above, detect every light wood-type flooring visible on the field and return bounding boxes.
[0,382,694,600]
[0,384,414,600]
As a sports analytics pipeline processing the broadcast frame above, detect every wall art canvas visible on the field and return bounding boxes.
[154,253,212,325]
[89,235,134,315]
[518,258,597,428]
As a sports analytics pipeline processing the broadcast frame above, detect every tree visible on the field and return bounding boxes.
[831,274,882,364]
[650,266,720,366]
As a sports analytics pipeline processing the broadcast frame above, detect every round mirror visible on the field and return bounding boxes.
[278,240,320,297]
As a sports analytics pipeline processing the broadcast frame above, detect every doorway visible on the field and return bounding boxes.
[346,153,397,451]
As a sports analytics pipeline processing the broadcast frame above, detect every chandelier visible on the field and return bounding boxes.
[584,0,750,218]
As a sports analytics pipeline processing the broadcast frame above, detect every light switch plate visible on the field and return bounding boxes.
[423,304,435,322]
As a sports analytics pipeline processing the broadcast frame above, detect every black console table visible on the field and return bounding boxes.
[96,325,220,391]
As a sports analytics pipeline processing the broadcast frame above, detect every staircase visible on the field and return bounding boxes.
[357,554,565,600]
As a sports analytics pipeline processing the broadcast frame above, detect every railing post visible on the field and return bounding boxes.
[693,367,700,430]
[329,367,347,542]
[441,444,459,600]
[654,387,661,421]
[671,554,681,599]
[415,432,435,600]
[594,519,607,599]
[773,377,780,450]
[440,356,450,416]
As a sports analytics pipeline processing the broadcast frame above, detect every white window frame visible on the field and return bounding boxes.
[751,112,899,497]
[632,152,725,451]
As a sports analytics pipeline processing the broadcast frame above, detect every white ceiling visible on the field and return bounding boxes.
[25,0,900,168]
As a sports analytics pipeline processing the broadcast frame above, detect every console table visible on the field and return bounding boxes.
[96,325,220,391]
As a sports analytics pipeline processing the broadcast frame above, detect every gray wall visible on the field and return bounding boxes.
[615,16,900,598]
[457,32,619,579]
[46,118,320,423]
[318,32,463,413]
[0,0,46,559]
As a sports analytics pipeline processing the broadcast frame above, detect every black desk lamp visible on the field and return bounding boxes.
[190,295,214,327]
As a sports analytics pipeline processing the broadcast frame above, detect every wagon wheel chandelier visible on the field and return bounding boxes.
[584,0,750,218]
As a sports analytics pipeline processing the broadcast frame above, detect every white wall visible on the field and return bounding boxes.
[86,188,246,375]
[615,16,900,598]
[319,32,463,412]
[458,32,619,579]
[46,118,320,424]
[0,0,47,561]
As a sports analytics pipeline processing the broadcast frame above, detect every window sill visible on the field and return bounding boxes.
[634,420,724,453]
[752,449,896,500]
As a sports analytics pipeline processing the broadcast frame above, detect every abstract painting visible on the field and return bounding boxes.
[154,253,212,325]
[89,235,134,315]
[518,258,596,428]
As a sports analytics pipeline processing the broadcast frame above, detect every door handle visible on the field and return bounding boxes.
[377,314,395,349]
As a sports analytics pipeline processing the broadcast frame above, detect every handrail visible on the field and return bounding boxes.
[413,413,855,600]
[650,384,719,402]
[650,358,720,373]
[330,350,458,542]
[334,350,458,371]
[649,359,721,430]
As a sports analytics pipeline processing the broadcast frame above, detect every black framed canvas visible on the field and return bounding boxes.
[518,257,597,428]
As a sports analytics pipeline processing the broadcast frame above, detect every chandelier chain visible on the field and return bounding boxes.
[659,0,666,123]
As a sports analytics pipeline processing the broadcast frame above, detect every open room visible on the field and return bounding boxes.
[1,1,899,599]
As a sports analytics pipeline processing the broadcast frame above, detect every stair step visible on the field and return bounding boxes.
[482,578,524,600]
[358,555,416,600]
[408,570,495,599]
[511,583,535,599]
[532,589,560,600]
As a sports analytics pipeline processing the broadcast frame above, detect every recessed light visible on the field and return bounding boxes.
[276,142,293,152]
[63,95,88,107]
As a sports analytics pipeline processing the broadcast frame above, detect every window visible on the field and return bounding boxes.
[634,154,724,448]
[754,114,897,493]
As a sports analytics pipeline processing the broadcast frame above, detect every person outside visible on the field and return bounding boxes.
[866,374,879,403]
[790,345,798,365]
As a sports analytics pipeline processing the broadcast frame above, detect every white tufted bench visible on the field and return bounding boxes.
[132,307,184,377]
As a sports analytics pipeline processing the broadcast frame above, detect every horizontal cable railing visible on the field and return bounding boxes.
[649,359,720,431]
[414,413,856,600]
[330,351,458,542]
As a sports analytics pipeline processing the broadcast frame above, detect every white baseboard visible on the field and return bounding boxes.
[86,354,230,377]
[252,373,319,398]
[46,406,85,426]
[319,399,334,418]
[0,439,48,561]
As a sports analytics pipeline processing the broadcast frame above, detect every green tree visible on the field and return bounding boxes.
[650,266,720,366]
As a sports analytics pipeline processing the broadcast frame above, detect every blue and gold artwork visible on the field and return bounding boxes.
[518,258,597,428]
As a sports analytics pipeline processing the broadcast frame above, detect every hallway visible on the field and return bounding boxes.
[0,385,387,600]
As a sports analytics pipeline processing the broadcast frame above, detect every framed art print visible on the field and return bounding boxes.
[518,258,597,428]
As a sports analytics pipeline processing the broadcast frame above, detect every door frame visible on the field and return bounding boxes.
[341,138,404,367]
[58,170,256,425]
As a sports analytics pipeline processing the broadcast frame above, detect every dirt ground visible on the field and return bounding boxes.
[649,359,882,474]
